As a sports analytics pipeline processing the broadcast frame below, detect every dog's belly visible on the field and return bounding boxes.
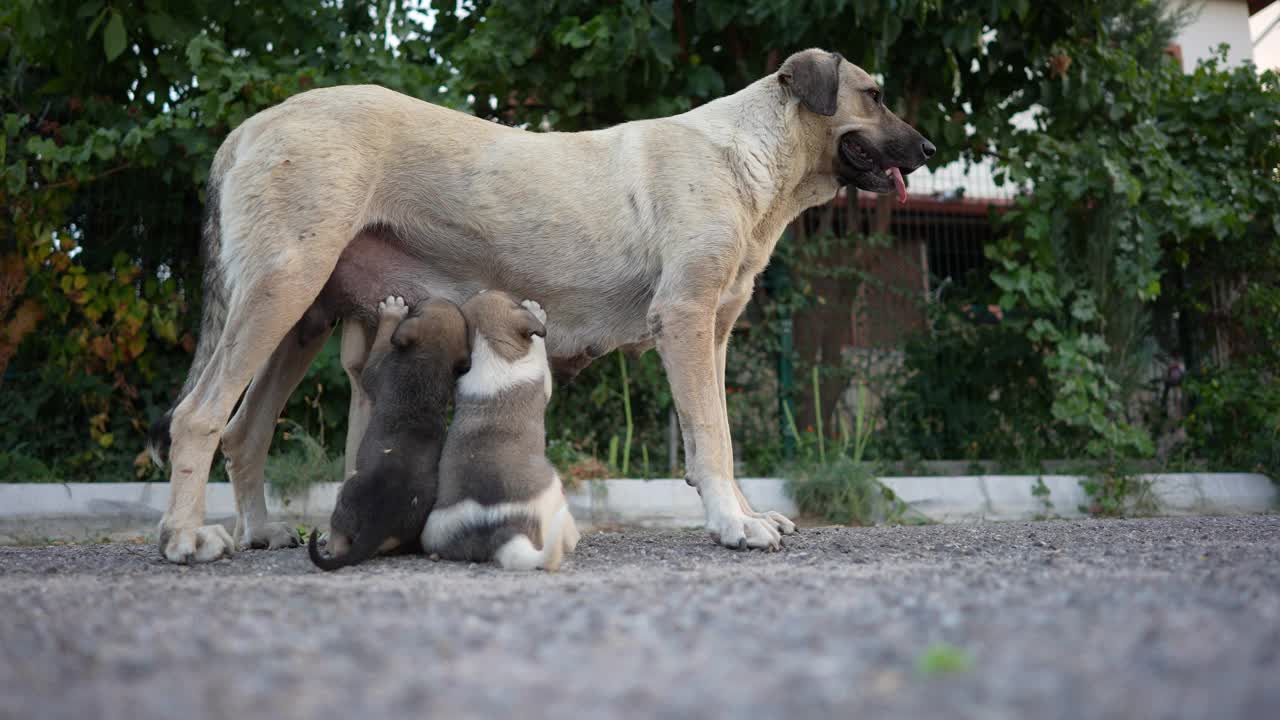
[317,224,659,367]
[310,227,468,329]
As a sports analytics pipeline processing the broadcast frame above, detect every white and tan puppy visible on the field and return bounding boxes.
[423,291,579,571]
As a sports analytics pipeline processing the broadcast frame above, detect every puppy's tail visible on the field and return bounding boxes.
[307,527,385,572]
[494,505,573,572]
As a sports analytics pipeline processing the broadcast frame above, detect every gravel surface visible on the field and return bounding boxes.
[2,516,1278,720]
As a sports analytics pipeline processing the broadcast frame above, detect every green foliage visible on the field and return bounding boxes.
[1185,367,1280,478]
[1,1,452,479]
[428,0,1107,171]
[266,420,342,504]
[1031,477,1055,519]
[0,450,56,482]
[546,350,674,476]
[281,334,351,455]
[1078,464,1157,517]
[786,455,907,526]
[880,301,1073,466]
[916,643,974,676]
[2,0,1275,484]
[986,5,1280,459]
[785,377,909,525]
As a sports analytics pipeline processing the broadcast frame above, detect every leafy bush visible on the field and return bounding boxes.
[880,302,1075,466]
[784,377,910,525]
[1078,465,1158,517]
[2,0,1275,484]
[1185,367,1280,478]
[0,451,56,483]
[281,335,351,456]
[1,1,455,481]
[987,22,1280,458]
[266,421,343,504]
[787,455,907,526]
[545,351,674,478]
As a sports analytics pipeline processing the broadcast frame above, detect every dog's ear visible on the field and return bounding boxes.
[778,50,841,117]
[515,307,546,340]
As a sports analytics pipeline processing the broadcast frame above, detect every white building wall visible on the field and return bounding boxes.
[1251,2,1280,70]
[1175,0,1256,68]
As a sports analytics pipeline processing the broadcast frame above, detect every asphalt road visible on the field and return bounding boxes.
[1,516,1277,720]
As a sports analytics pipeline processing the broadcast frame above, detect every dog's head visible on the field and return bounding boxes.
[391,298,471,377]
[459,290,546,363]
[778,48,936,202]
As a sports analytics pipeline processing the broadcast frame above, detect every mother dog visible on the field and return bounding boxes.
[148,48,934,563]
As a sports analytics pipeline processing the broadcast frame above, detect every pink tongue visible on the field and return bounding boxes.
[890,167,907,204]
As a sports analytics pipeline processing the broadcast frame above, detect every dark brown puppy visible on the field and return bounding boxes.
[308,295,469,571]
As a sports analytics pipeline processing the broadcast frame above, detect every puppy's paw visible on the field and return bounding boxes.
[160,524,236,564]
[521,299,547,324]
[242,521,300,550]
[378,295,409,321]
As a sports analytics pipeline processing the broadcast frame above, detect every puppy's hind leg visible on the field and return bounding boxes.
[561,512,581,555]
[222,319,334,550]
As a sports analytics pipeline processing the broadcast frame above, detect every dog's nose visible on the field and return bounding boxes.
[921,140,936,159]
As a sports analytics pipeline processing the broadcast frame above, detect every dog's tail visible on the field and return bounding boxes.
[307,527,386,572]
[494,504,573,572]
[147,161,231,468]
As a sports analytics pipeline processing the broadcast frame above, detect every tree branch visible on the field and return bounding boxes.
[41,163,133,192]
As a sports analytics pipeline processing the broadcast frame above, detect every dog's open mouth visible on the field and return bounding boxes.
[837,134,908,204]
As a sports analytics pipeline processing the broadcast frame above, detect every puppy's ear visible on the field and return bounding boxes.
[390,316,422,349]
[454,354,471,377]
[778,50,841,117]
[454,313,473,376]
[516,308,546,340]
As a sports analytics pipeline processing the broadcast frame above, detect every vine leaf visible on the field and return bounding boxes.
[104,11,126,62]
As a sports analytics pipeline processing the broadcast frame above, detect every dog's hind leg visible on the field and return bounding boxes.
[340,321,373,481]
[221,319,334,550]
[713,284,796,537]
[161,249,344,564]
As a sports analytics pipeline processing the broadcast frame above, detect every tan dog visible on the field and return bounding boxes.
[148,48,934,563]
[423,292,579,571]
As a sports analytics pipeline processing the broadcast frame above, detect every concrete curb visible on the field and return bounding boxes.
[0,473,1273,543]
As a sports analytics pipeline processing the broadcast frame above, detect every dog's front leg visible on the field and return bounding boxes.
[713,287,797,537]
[340,321,373,481]
[652,299,782,551]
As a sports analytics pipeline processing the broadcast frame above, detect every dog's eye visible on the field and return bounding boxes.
[866,88,882,105]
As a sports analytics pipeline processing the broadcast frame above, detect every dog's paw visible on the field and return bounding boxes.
[241,521,300,550]
[521,299,547,324]
[706,510,782,552]
[748,509,797,536]
[161,524,235,564]
[378,295,409,321]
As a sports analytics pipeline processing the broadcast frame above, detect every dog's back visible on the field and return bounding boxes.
[424,293,579,571]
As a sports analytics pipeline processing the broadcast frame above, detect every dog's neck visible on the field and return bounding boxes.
[686,75,840,247]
